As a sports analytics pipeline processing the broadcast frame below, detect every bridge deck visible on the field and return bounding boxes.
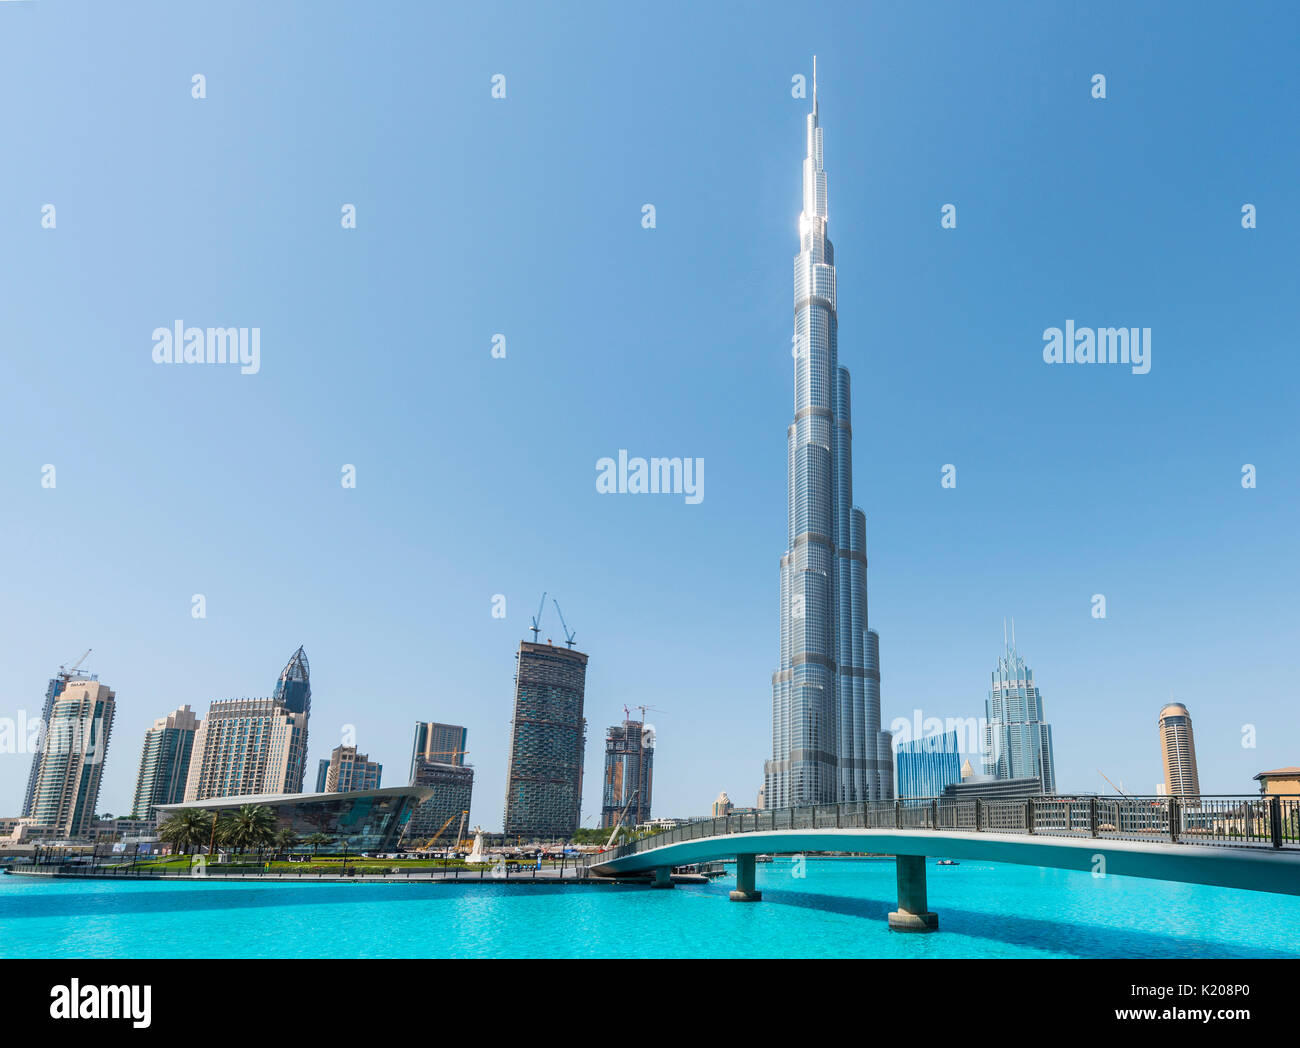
[590,796,1300,897]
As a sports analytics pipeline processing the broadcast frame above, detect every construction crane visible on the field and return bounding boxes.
[604,789,640,849]
[551,598,576,648]
[418,748,469,764]
[58,649,91,680]
[418,813,459,852]
[529,591,547,641]
[1097,769,1129,798]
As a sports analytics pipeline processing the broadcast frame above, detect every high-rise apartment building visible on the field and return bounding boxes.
[503,641,588,840]
[896,731,962,799]
[410,721,468,776]
[1159,703,1200,797]
[28,678,116,838]
[767,62,891,809]
[183,647,311,801]
[322,744,382,792]
[23,675,66,817]
[131,705,201,819]
[984,628,1057,793]
[712,791,733,818]
[600,718,654,828]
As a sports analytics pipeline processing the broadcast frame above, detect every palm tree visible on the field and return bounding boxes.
[218,804,278,861]
[303,832,333,858]
[158,809,214,865]
[274,828,299,860]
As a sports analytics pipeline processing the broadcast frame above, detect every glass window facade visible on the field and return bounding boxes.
[896,731,962,799]
[768,70,891,810]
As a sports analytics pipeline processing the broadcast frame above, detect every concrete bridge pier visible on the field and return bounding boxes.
[729,853,762,902]
[887,855,938,932]
[651,866,674,889]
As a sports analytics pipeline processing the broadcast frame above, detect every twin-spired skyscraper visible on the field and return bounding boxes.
[766,64,893,808]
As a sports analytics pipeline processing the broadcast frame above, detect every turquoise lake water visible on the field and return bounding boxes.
[3,858,1299,958]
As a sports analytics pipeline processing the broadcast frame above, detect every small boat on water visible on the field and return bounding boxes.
[756,855,774,863]
[936,859,960,866]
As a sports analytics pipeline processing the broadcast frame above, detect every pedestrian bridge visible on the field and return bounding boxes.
[586,794,1300,930]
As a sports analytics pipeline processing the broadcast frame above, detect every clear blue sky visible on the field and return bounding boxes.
[1,1,1296,826]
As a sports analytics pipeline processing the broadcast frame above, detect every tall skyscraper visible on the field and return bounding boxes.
[131,705,201,819]
[503,641,588,840]
[322,744,382,792]
[184,647,311,801]
[315,758,330,793]
[22,674,70,818]
[767,61,891,809]
[984,626,1057,793]
[600,718,654,828]
[895,731,961,799]
[1159,702,1200,797]
[410,721,468,777]
[28,678,116,838]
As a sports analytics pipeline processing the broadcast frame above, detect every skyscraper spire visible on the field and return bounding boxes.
[767,62,891,808]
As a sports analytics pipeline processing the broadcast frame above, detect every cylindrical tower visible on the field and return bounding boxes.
[1159,703,1200,797]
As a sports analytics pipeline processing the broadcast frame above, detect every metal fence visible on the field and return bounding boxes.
[585,794,1300,866]
[16,856,592,883]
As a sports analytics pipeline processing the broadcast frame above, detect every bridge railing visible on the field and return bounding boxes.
[584,794,1300,866]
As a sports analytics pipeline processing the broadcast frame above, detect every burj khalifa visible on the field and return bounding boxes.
[765,62,893,809]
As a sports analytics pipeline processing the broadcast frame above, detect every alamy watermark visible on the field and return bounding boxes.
[890,710,987,758]
[151,321,260,375]
[1042,320,1150,375]
[0,712,108,763]
[595,451,704,505]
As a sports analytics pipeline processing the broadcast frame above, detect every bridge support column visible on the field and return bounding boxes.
[888,855,938,932]
[650,866,674,889]
[729,854,762,902]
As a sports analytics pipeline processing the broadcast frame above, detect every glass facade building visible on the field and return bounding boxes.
[599,719,653,828]
[503,641,588,840]
[767,63,892,809]
[131,705,201,819]
[157,786,430,853]
[28,679,116,838]
[273,645,312,717]
[984,632,1057,793]
[896,731,962,799]
[21,674,68,818]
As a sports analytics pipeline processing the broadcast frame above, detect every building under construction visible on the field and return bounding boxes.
[407,760,474,842]
[502,640,588,840]
[600,718,654,829]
